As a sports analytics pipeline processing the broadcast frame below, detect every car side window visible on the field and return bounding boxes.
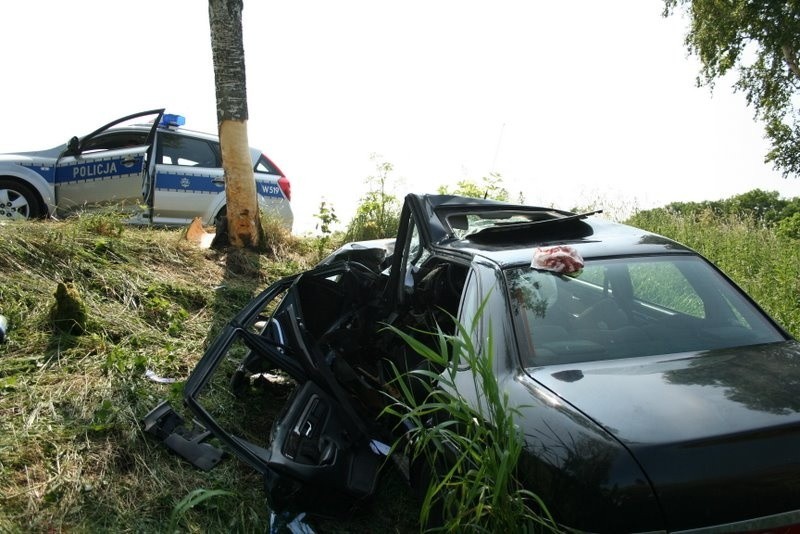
[459,270,482,329]
[255,154,278,174]
[511,256,784,367]
[629,262,705,318]
[81,132,148,153]
[399,219,431,292]
[159,133,218,167]
[456,270,483,367]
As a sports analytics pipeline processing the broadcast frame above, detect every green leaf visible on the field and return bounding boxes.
[168,488,234,533]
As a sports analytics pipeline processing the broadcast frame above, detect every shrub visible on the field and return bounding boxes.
[345,154,401,241]
[776,212,800,240]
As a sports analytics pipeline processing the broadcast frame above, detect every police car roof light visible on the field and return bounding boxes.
[160,114,186,128]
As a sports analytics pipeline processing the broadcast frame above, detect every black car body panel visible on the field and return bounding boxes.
[176,193,800,532]
[529,341,800,531]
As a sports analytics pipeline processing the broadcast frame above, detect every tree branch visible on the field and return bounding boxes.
[782,44,800,79]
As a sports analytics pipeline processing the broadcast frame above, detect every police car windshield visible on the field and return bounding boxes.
[81,132,148,153]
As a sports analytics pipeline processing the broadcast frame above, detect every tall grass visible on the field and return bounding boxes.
[383,304,558,533]
[627,209,800,336]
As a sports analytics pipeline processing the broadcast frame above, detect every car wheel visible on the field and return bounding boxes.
[214,207,227,229]
[0,179,42,220]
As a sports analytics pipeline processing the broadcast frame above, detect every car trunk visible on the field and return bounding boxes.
[529,341,800,531]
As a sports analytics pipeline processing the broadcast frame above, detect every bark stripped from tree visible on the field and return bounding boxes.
[782,44,800,79]
[209,0,261,248]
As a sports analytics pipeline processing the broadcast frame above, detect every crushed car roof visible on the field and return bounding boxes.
[416,194,693,267]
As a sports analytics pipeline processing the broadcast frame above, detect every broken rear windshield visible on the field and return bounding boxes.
[444,209,597,239]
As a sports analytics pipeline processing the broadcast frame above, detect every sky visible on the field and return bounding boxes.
[3,0,800,234]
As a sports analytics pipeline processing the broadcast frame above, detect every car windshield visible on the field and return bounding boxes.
[505,255,786,367]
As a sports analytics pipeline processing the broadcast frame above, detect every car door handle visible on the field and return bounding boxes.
[212,177,225,184]
[121,156,137,168]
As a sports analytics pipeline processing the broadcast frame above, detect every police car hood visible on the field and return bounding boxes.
[0,145,64,161]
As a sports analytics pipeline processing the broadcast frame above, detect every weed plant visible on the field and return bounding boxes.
[384,303,558,533]
[344,154,401,242]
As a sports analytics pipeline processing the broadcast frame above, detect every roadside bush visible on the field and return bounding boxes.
[258,212,299,258]
[776,212,800,240]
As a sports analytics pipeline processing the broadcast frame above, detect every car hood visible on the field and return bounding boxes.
[0,145,63,162]
[528,340,800,531]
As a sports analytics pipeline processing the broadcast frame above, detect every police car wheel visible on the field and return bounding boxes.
[214,207,227,229]
[0,179,42,220]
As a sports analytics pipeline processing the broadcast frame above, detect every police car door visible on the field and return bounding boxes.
[54,109,163,217]
[151,130,224,225]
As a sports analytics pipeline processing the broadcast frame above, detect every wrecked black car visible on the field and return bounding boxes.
[148,193,800,532]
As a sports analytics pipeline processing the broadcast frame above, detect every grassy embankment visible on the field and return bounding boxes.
[0,213,416,533]
[1,208,798,532]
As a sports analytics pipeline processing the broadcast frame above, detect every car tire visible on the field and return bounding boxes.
[213,207,227,229]
[0,178,42,220]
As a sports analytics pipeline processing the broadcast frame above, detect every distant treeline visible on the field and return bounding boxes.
[632,189,800,240]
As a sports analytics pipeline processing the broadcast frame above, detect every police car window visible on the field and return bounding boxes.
[159,134,218,167]
[255,155,277,174]
[81,132,148,153]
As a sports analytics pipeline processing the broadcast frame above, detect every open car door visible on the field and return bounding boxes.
[54,109,163,216]
[179,260,389,516]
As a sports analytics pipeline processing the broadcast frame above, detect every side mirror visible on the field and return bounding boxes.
[66,136,80,156]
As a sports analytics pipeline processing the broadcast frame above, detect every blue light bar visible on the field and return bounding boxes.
[160,114,186,128]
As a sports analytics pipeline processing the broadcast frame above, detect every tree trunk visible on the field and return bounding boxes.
[209,0,261,248]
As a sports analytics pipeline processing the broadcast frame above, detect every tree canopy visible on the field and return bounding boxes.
[632,188,800,238]
[661,188,791,223]
[663,1,800,176]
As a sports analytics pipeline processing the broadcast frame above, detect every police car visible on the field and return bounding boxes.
[0,109,293,229]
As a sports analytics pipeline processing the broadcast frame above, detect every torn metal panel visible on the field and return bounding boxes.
[142,401,224,471]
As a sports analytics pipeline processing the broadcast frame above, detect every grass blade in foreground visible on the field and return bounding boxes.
[383,301,559,533]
